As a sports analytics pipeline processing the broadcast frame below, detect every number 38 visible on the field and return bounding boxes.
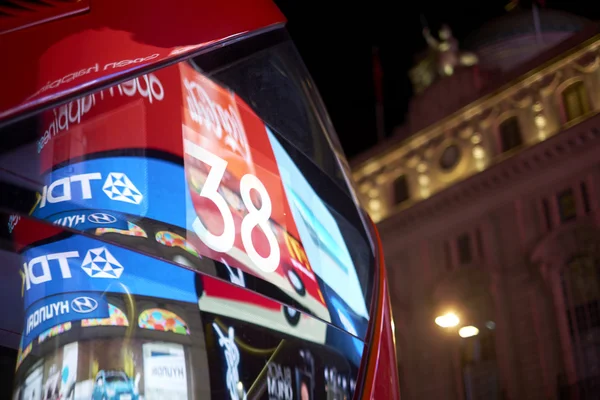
[184,139,280,273]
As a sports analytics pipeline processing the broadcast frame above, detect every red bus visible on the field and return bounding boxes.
[0,1,399,399]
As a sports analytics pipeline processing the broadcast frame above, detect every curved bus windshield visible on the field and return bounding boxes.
[0,28,374,400]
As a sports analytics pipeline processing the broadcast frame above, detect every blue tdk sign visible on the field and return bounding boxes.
[22,292,109,347]
[31,157,188,229]
[20,235,199,310]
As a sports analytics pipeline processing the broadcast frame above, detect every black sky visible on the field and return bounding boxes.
[273,0,600,159]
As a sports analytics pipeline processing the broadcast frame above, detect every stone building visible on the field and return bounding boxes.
[352,9,600,400]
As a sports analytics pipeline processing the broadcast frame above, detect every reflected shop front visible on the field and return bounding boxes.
[2,47,370,400]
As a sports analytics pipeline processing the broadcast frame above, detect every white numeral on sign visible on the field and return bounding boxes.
[185,139,235,252]
[184,139,280,273]
[239,174,280,273]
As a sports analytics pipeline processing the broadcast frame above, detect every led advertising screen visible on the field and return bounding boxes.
[21,59,372,341]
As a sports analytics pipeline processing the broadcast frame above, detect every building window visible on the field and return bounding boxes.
[557,189,577,223]
[457,233,472,264]
[444,240,453,271]
[439,144,461,171]
[393,175,410,204]
[581,182,592,215]
[476,228,485,260]
[562,81,590,122]
[499,116,522,153]
[561,256,600,382]
[542,199,553,231]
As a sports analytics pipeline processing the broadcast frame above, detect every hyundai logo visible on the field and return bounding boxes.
[88,212,118,224]
[70,296,98,313]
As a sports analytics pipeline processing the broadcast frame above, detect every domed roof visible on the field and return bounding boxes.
[464,9,589,50]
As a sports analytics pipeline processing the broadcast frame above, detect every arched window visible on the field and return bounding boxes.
[499,116,522,153]
[393,175,410,204]
[561,256,600,381]
[562,81,590,122]
[138,308,190,335]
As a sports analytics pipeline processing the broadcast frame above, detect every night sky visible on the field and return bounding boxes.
[274,0,600,159]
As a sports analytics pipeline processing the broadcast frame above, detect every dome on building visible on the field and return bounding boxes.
[464,9,589,49]
[463,9,590,72]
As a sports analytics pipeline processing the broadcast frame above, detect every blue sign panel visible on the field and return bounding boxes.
[20,234,199,309]
[22,292,109,347]
[31,157,189,228]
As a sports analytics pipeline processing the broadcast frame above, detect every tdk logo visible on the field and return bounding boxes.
[23,247,124,291]
[39,172,143,208]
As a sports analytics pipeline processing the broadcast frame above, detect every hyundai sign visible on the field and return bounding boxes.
[22,292,109,347]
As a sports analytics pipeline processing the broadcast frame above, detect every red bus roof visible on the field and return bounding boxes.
[0,0,285,122]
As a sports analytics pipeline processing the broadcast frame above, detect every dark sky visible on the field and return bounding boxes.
[273,0,600,159]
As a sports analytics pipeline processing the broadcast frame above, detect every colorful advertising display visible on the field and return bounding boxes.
[16,57,371,353]
[202,313,361,400]
[13,286,210,400]
[8,211,365,399]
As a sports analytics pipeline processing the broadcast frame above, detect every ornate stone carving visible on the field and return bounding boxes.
[422,24,478,78]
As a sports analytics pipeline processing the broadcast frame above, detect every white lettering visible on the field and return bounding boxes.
[26,300,70,335]
[46,251,78,279]
[152,366,185,379]
[70,172,102,199]
[53,214,86,228]
[46,177,71,206]
[24,251,79,291]
[40,172,102,208]
[28,256,52,285]
[37,71,164,153]
[267,364,293,400]
[183,78,250,163]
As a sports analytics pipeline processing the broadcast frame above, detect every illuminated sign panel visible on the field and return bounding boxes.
[20,235,198,309]
[22,292,108,347]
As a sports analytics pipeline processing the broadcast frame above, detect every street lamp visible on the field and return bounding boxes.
[458,325,479,338]
[435,312,460,328]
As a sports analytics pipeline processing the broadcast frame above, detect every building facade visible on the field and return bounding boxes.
[352,11,600,400]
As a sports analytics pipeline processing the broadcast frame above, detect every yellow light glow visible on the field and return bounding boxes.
[534,115,547,128]
[472,145,485,159]
[368,199,381,212]
[459,325,479,338]
[418,174,430,186]
[470,134,482,144]
[475,159,486,172]
[417,162,428,173]
[435,312,460,328]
